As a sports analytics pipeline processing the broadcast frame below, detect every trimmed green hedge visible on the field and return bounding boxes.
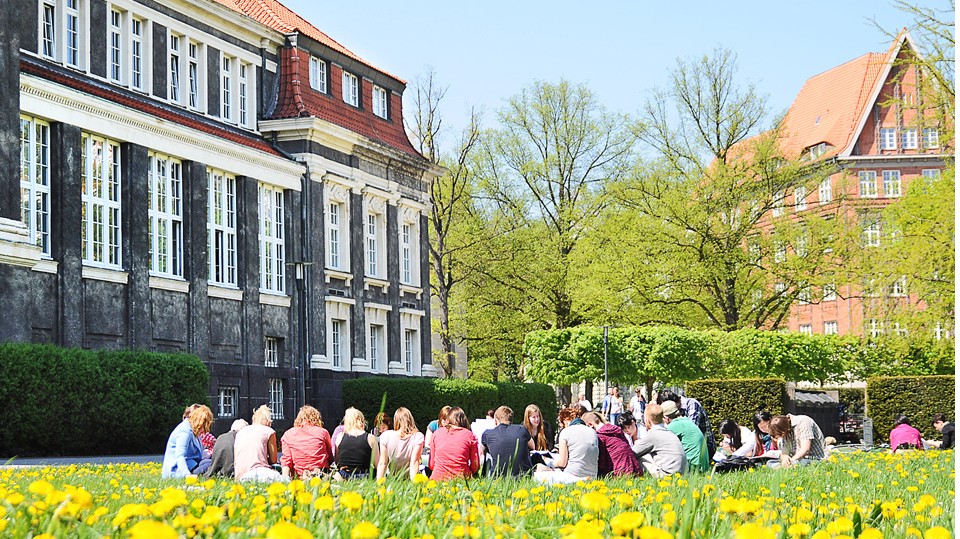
[685,378,788,436]
[342,377,557,431]
[0,343,209,457]
[865,375,955,442]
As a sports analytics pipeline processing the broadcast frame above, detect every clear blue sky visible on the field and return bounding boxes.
[282,1,942,139]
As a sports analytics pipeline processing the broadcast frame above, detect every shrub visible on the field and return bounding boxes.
[0,343,208,457]
[684,378,788,436]
[865,375,955,442]
[341,377,557,432]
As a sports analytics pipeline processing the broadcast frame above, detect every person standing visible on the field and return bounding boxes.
[661,401,710,472]
[280,405,334,479]
[930,413,955,450]
[482,406,532,477]
[205,419,248,478]
[578,392,593,413]
[767,414,826,468]
[234,405,283,482]
[429,407,481,481]
[608,387,624,425]
[628,389,646,419]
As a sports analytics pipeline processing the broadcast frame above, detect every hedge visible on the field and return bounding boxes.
[341,377,557,432]
[865,375,955,442]
[0,343,209,457]
[684,378,788,437]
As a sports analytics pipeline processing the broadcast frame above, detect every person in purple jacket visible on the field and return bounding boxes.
[582,412,642,477]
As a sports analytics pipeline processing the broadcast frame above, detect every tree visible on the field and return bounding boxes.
[472,80,636,330]
[582,49,843,331]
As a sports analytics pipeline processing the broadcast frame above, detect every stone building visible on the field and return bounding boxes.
[0,0,440,431]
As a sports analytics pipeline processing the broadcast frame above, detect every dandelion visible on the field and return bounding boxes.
[351,521,381,539]
[859,529,883,539]
[266,521,314,539]
[579,491,611,513]
[610,511,644,535]
[126,520,179,539]
[924,527,952,539]
[340,491,365,511]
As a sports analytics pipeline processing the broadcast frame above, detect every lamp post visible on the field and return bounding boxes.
[603,325,610,394]
[288,261,312,409]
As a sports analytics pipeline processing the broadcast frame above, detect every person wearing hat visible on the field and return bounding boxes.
[633,403,687,478]
[628,388,647,419]
[661,400,710,473]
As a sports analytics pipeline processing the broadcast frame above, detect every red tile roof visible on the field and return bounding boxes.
[209,0,403,84]
[778,52,887,159]
[21,57,284,157]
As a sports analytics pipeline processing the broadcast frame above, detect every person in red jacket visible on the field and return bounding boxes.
[583,412,642,477]
[280,405,334,479]
[429,406,480,481]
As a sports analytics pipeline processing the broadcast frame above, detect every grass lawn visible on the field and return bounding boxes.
[0,449,952,538]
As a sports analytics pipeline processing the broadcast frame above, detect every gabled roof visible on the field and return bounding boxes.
[209,0,403,84]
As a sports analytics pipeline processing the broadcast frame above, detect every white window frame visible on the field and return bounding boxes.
[890,276,907,297]
[108,8,122,83]
[794,185,807,211]
[64,0,81,68]
[858,171,878,198]
[373,85,388,119]
[365,207,386,279]
[922,169,941,180]
[325,183,350,271]
[208,169,237,287]
[862,217,881,247]
[81,133,122,268]
[882,170,901,197]
[130,16,145,92]
[41,0,57,60]
[239,63,249,127]
[868,319,883,338]
[879,128,896,150]
[368,323,384,371]
[823,283,837,302]
[327,299,352,370]
[342,71,359,107]
[818,178,832,204]
[900,128,918,149]
[400,223,414,285]
[188,41,201,111]
[799,324,812,335]
[148,152,183,278]
[268,379,284,420]
[309,56,327,93]
[923,128,939,149]
[774,282,787,295]
[773,241,786,263]
[772,190,785,217]
[218,386,238,418]
[39,0,87,69]
[798,286,811,304]
[403,328,417,374]
[934,321,951,340]
[221,55,233,122]
[331,319,343,368]
[20,116,52,257]
[168,33,183,105]
[824,321,838,335]
[328,201,342,270]
[264,336,280,367]
[258,184,285,294]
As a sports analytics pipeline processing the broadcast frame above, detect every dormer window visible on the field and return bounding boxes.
[808,142,828,160]
[372,85,388,119]
[309,56,327,93]
[342,71,359,107]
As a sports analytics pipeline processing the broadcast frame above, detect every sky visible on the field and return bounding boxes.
[282,1,942,142]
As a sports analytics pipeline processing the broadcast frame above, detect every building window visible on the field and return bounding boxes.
[867,319,883,338]
[331,319,343,368]
[795,233,808,257]
[934,321,951,340]
[81,134,121,268]
[889,276,907,297]
[309,56,326,92]
[879,128,896,150]
[404,329,416,373]
[794,185,807,211]
[773,241,786,263]
[373,85,388,119]
[169,34,181,103]
[901,128,918,149]
[130,17,145,91]
[772,190,785,217]
[268,379,284,419]
[188,42,200,110]
[818,178,832,204]
[328,201,342,270]
[774,282,786,295]
[798,286,811,304]
[342,71,359,107]
[222,56,233,121]
[882,170,901,197]
[20,116,51,256]
[208,170,237,286]
[259,184,285,293]
[40,0,86,68]
[41,1,56,59]
[264,337,280,367]
[218,386,238,418]
[858,171,877,198]
[108,9,122,82]
[922,169,941,180]
[148,153,183,278]
[923,127,939,149]
[239,63,249,127]
[368,323,384,370]
[799,324,812,335]
[366,212,384,278]
[862,217,881,247]
[64,0,80,67]
[401,223,413,284]
[823,283,837,301]
[824,321,838,335]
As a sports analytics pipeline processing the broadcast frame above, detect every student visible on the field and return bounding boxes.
[205,419,248,478]
[534,405,599,484]
[582,412,641,477]
[429,407,481,481]
[717,419,757,458]
[633,404,687,478]
[280,405,334,479]
[523,404,553,451]
[929,413,955,450]
[162,405,213,478]
[335,407,379,479]
[661,400,710,473]
[889,415,923,453]
[767,414,826,468]
[234,405,283,482]
[376,407,425,480]
[482,406,532,477]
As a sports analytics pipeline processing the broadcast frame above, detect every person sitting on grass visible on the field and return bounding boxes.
[533,405,599,484]
[928,413,954,450]
[633,404,687,478]
[429,407,481,481]
[162,404,213,478]
[281,405,334,480]
[482,406,532,477]
[204,419,247,478]
[335,407,379,480]
[377,407,425,480]
[766,414,825,468]
[583,411,641,477]
[717,418,757,458]
[661,400,709,473]
[889,415,924,453]
[234,405,284,482]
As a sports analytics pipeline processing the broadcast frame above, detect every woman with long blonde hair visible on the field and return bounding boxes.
[335,407,379,479]
[524,404,553,451]
[376,407,425,479]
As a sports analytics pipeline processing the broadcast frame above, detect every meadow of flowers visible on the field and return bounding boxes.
[0,449,952,538]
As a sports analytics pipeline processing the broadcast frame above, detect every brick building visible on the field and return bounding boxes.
[772,32,950,337]
[0,0,440,432]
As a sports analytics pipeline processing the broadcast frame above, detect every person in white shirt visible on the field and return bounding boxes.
[628,388,646,418]
[577,392,593,412]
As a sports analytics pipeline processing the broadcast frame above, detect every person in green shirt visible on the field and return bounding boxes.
[661,400,710,473]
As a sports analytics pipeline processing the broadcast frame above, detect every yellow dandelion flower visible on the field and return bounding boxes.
[635,525,673,539]
[350,521,380,539]
[579,491,610,513]
[28,480,55,496]
[340,491,364,511]
[314,494,334,511]
[787,523,811,537]
[610,511,644,535]
[859,529,883,539]
[924,527,952,539]
[266,521,314,539]
[126,520,179,539]
[734,522,777,539]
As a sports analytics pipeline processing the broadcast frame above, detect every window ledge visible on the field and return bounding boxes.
[149,276,190,293]
[324,268,353,284]
[364,277,389,291]
[388,363,411,376]
[399,284,423,299]
[82,265,128,284]
[366,302,392,312]
[400,307,425,317]
[324,295,356,305]
[259,292,291,308]
[32,259,58,274]
[208,285,243,301]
